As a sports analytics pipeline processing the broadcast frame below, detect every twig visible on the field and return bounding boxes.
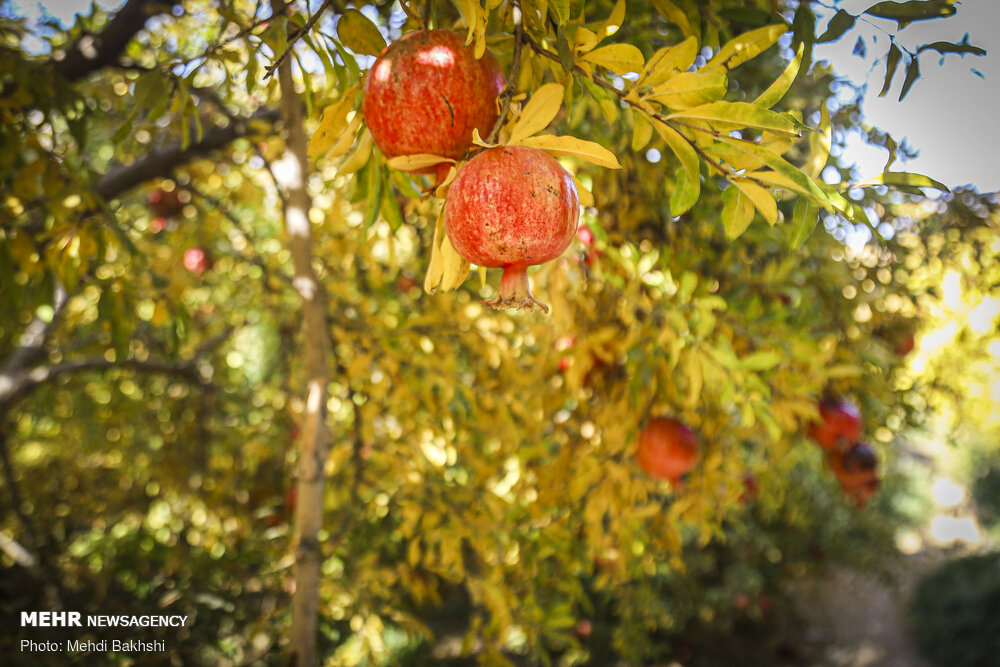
[262,0,337,80]
[486,0,524,145]
[523,35,734,178]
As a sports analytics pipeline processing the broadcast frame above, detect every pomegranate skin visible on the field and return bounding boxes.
[808,399,862,451]
[362,30,505,164]
[636,417,699,483]
[445,146,580,311]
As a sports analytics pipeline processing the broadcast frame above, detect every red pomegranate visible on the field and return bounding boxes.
[362,30,505,166]
[636,417,699,483]
[808,398,862,451]
[183,247,211,275]
[445,146,579,312]
[148,188,184,217]
[831,442,878,489]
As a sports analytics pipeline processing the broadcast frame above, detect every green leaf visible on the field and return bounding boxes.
[337,9,386,56]
[669,101,801,137]
[853,171,949,192]
[555,25,575,73]
[817,9,856,42]
[879,43,902,97]
[918,37,986,57]
[740,350,782,371]
[721,184,755,239]
[791,2,815,73]
[864,0,957,28]
[362,157,384,238]
[652,119,700,215]
[788,197,818,250]
[899,55,920,100]
[755,44,803,109]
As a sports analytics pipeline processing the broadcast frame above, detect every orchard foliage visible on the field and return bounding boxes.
[0,0,991,665]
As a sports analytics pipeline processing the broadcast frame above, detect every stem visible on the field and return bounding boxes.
[263,0,337,80]
[484,266,549,313]
[486,0,524,145]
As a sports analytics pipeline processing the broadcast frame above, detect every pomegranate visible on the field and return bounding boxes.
[362,30,505,166]
[636,417,699,483]
[445,146,580,312]
[808,398,862,451]
[830,442,879,500]
[148,188,184,217]
[183,247,211,275]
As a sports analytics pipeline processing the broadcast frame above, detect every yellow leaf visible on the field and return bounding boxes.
[337,9,387,57]
[580,43,644,75]
[439,232,471,291]
[337,128,373,175]
[571,174,594,206]
[600,0,626,38]
[722,183,755,238]
[645,70,727,110]
[308,87,358,158]
[668,101,800,136]
[637,36,698,88]
[732,177,778,226]
[573,26,600,55]
[513,134,621,169]
[651,0,696,40]
[706,23,787,71]
[423,208,446,293]
[805,103,831,179]
[631,110,654,151]
[756,44,804,109]
[386,153,455,171]
[327,112,364,159]
[507,83,564,145]
[151,301,169,327]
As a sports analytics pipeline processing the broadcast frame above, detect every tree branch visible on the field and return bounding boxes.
[53,0,180,83]
[262,0,337,80]
[94,108,280,201]
[486,0,524,145]
[1,282,69,378]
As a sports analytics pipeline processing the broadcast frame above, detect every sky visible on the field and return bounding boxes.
[7,0,1000,192]
[811,0,1000,193]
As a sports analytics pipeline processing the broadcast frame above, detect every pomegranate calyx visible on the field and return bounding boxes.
[484,267,549,313]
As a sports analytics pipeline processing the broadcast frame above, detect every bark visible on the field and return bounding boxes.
[94,109,280,201]
[52,0,180,82]
[269,2,332,664]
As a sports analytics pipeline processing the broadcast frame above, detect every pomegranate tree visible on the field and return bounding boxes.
[635,417,699,483]
[445,146,579,312]
[362,30,505,166]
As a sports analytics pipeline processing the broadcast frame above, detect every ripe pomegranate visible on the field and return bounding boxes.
[830,442,878,488]
[739,473,759,505]
[183,247,211,275]
[148,188,184,217]
[636,417,699,483]
[445,146,580,312]
[808,398,862,451]
[574,619,593,639]
[896,333,915,356]
[362,30,505,166]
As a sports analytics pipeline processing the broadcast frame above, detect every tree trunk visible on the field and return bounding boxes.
[270,3,332,665]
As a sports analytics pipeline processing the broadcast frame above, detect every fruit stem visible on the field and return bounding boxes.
[484,266,549,313]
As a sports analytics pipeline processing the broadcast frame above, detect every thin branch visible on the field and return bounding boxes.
[53,0,180,82]
[523,35,735,178]
[262,0,337,80]
[486,0,524,145]
[94,108,280,201]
